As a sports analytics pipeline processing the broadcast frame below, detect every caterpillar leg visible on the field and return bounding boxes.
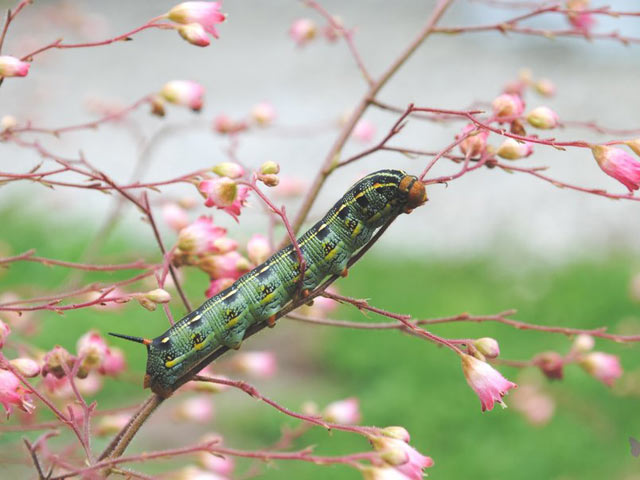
[221,327,245,350]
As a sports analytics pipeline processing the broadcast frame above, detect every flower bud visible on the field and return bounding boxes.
[381,426,411,442]
[534,78,556,97]
[0,369,34,417]
[572,334,594,353]
[289,18,317,46]
[136,296,157,311]
[198,251,250,279]
[526,106,559,129]
[323,397,361,424]
[457,124,488,158]
[150,95,166,117]
[1,115,17,130]
[160,80,205,112]
[178,22,210,47]
[533,351,564,380]
[212,162,245,179]
[42,346,74,379]
[497,138,534,160]
[0,56,30,77]
[473,337,500,359]
[247,234,271,265]
[10,358,40,377]
[258,173,279,187]
[591,145,640,192]
[250,102,276,126]
[624,139,640,157]
[173,395,214,422]
[177,216,227,255]
[352,119,376,143]
[212,114,247,134]
[100,347,126,376]
[579,351,622,387]
[259,161,280,175]
[145,288,172,304]
[167,1,226,39]
[491,93,525,121]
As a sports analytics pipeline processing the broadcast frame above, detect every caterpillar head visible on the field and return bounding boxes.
[398,174,427,213]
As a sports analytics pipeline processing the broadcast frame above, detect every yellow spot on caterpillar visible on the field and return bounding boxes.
[165,358,180,368]
[226,317,239,328]
[351,222,363,238]
[187,314,201,325]
[194,340,207,351]
[325,248,338,261]
[261,293,276,304]
[260,265,270,273]
[221,289,237,301]
[318,223,327,231]
[161,337,170,344]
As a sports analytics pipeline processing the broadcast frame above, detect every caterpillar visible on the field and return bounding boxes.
[111,169,427,397]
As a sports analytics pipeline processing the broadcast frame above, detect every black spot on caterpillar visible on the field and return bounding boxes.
[110,169,427,397]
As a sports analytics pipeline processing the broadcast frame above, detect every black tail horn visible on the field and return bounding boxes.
[109,332,152,346]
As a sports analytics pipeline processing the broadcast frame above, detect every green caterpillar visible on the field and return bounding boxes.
[111,169,427,397]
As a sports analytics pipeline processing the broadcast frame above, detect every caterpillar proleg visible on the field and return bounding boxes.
[111,169,427,397]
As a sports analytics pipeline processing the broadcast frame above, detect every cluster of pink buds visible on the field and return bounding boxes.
[571,335,622,386]
[165,1,227,46]
[591,144,640,192]
[156,79,206,114]
[257,161,280,187]
[197,162,249,219]
[172,215,251,296]
[457,124,489,159]
[362,426,433,480]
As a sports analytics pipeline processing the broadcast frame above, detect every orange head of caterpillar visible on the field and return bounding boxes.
[398,175,427,213]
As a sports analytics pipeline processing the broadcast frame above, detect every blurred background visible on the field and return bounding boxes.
[1,0,640,479]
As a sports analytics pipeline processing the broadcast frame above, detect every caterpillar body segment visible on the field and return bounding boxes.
[111,169,427,397]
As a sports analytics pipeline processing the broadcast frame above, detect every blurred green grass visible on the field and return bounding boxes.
[1,204,639,479]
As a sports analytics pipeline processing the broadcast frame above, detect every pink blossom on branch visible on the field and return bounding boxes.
[566,0,595,33]
[0,56,30,77]
[198,251,251,279]
[289,18,317,46]
[461,353,517,411]
[167,1,227,38]
[247,234,271,265]
[591,145,640,192]
[457,123,488,158]
[231,351,277,378]
[205,277,235,297]
[0,369,34,417]
[369,430,434,480]
[163,203,190,232]
[323,397,361,424]
[212,114,248,135]
[491,93,524,121]
[99,347,126,376]
[496,138,534,160]
[352,119,376,143]
[526,106,560,130]
[579,352,622,387]
[250,102,276,126]
[177,216,230,256]
[9,358,40,378]
[160,80,205,111]
[178,23,211,47]
[212,162,245,179]
[198,178,249,219]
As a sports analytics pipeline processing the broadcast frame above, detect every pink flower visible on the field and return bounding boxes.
[167,1,226,38]
[174,395,215,422]
[163,203,190,232]
[491,93,525,121]
[77,330,109,370]
[461,353,517,411]
[205,277,235,297]
[177,216,228,255]
[369,431,434,480]
[178,23,211,47]
[250,102,276,126]
[289,18,317,46]
[526,106,560,129]
[212,114,247,135]
[160,80,205,111]
[566,0,595,32]
[99,347,126,376]
[0,56,30,77]
[247,234,271,265]
[591,145,640,192]
[352,119,376,143]
[232,351,277,378]
[579,352,622,387]
[457,124,489,158]
[496,138,534,160]
[199,178,249,220]
[0,369,34,417]
[199,251,251,279]
[42,346,74,379]
[0,320,10,348]
[323,397,361,424]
